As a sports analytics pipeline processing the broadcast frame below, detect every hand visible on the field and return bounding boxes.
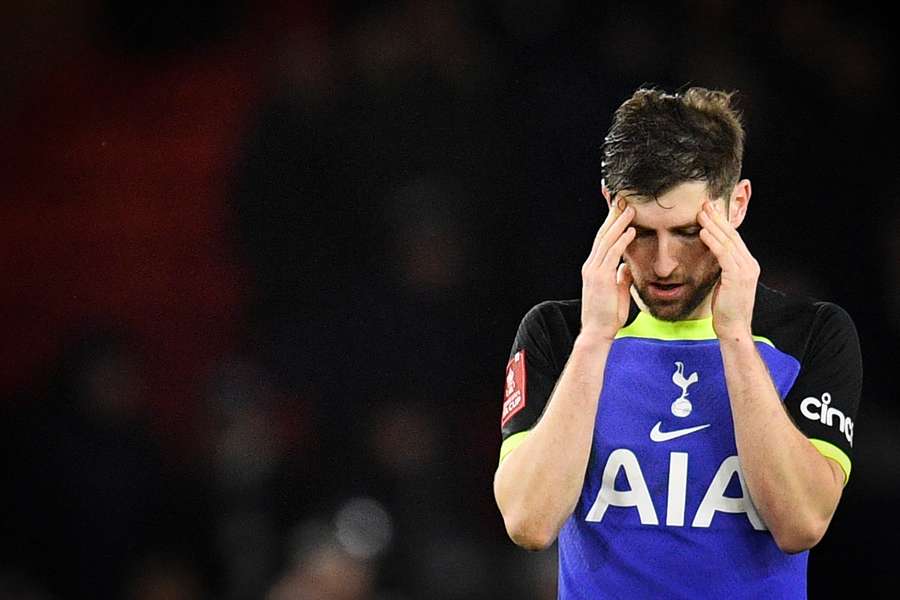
[697,201,760,340]
[580,201,636,341]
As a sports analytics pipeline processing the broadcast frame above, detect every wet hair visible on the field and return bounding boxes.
[602,87,745,204]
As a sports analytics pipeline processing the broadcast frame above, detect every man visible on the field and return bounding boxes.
[493,87,861,598]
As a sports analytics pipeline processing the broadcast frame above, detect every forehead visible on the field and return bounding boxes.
[624,181,718,228]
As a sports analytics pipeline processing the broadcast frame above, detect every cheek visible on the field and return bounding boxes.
[682,239,712,263]
[624,236,656,258]
[623,238,665,283]
[682,240,718,275]
[623,240,651,272]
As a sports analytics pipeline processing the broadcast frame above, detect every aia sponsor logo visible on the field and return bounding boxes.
[501,350,526,426]
[586,450,765,530]
[589,361,762,530]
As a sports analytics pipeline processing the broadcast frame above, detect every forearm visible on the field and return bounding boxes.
[720,334,843,552]
[494,333,612,550]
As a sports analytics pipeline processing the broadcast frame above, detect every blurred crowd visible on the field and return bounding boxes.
[1,1,897,598]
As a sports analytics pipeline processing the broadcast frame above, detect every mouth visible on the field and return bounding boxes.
[647,282,686,300]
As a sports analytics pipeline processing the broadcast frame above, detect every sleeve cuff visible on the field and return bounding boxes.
[499,431,530,463]
[808,438,852,485]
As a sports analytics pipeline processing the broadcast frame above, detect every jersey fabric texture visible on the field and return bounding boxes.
[499,283,862,600]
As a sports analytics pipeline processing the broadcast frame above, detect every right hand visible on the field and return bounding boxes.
[579,201,636,341]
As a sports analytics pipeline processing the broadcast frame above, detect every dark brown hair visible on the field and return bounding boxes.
[602,87,745,203]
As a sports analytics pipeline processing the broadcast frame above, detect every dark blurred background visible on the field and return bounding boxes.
[0,1,896,598]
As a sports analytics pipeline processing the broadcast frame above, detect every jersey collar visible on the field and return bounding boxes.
[616,310,774,347]
[616,311,717,340]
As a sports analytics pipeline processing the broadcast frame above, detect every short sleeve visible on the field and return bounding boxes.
[783,303,862,483]
[498,303,566,462]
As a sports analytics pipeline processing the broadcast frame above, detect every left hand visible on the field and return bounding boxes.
[697,201,760,340]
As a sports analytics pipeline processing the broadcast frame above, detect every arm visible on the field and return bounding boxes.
[494,203,636,550]
[718,334,843,553]
[493,333,613,550]
[698,201,844,553]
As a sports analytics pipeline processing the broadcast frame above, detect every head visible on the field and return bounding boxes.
[601,87,751,321]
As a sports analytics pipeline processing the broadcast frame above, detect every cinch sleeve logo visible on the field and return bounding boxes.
[501,350,526,426]
[800,392,854,447]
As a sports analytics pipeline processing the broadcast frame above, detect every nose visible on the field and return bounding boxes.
[653,236,678,278]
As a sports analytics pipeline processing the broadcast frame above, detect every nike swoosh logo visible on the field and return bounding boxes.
[649,421,711,442]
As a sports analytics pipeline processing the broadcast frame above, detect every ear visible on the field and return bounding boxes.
[729,179,751,228]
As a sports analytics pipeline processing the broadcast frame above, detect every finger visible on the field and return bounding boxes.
[588,200,627,257]
[699,206,757,274]
[616,261,633,287]
[698,206,750,268]
[586,205,634,265]
[600,226,636,269]
[699,227,741,273]
[697,207,730,248]
[616,262,633,322]
[702,202,751,254]
[593,199,623,243]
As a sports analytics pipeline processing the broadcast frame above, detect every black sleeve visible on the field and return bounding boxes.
[783,302,862,469]
[500,302,566,441]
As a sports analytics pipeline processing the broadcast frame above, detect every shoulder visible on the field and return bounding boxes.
[520,298,581,330]
[513,299,582,368]
[753,283,859,358]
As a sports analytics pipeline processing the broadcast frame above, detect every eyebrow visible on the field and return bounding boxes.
[631,221,701,233]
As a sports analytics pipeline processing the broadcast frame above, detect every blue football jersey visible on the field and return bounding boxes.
[499,284,862,599]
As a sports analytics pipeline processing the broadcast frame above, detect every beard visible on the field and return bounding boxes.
[634,266,722,322]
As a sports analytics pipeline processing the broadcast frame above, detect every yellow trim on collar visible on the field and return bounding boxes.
[615,311,774,347]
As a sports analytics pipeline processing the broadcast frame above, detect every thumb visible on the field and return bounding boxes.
[616,261,632,287]
[616,262,633,322]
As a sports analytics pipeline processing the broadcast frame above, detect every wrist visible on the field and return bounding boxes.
[575,330,616,351]
[716,325,755,347]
